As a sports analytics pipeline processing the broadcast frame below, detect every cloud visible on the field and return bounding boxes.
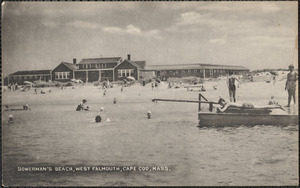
[165,11,218,33]
[102,26,121,33]
[126,24,141,34]
[209,38,226,45]
[103,24,161,38]
[196,2,281,13]
[67,21,101,29]
[176,11,216,26]
[242,35,295,48]
[159,2,202,10]
[165,9,295,38]
[41,21,59,28]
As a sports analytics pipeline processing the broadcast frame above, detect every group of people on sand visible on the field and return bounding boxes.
[7,83,19,91]
[226,64,298,107]
[34,88,51,94]
[151,82,159,90]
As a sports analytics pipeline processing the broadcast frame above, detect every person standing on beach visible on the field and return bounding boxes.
[273,75,276,85]
[151,82,154,90]
[155,82,158,90]
[285,64,298,107]
[226,71,241,103]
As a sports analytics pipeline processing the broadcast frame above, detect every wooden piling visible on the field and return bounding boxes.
[198,93,201,112]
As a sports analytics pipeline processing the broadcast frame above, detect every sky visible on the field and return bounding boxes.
[1,1,298,76]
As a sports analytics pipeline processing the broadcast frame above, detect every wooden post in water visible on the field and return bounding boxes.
[198,93,201,112]
[209,102,213,112]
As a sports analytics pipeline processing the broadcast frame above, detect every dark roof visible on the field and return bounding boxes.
[144,63,249,71]
[133,61,146,69]
[115,60,146,70]
[78,57,122,64]
[10,70,51,76]
[144,64,202,71]
[200,64,249,70]
[61,62,79,70]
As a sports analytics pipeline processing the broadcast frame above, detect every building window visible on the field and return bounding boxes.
[200,69,203,73]
[175,71,179,74]
[88,64,92,69]
[55,72,70,79]
[213,70,216,73]
[194,70,197,73]
[182,70,185,74]
[118,69,134,77]
[169,71,173,74]
[188,70,191,73]
[95,64,99,68]
[103,64,106,68]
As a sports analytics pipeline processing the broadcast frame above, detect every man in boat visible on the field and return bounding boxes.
[226,71,241,103]
[285,64,298,107]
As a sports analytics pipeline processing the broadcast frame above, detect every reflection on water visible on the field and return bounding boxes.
[2,102,298,186]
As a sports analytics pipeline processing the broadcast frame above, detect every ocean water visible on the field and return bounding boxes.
[2,101,298,186]
[2,81,299,186]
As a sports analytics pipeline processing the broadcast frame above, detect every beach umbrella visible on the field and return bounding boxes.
[24,81,33,85]
[127,76,136,80]
[71,79,83,83]
[270,71,278,76]
[154,78,161,83]
[24,81,33,87]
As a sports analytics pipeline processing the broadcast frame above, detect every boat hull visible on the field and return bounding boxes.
[198,112,299,127]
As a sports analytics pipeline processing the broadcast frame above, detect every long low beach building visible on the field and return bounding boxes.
[3,70,52,85]
[143,63,249,81]
[4,54,250,85]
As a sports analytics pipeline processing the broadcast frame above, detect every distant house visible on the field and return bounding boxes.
[75,57,122,82]
[4,70,51,85]
[144,63,249,81]
[51,60,79,82]
[114,54,146,81]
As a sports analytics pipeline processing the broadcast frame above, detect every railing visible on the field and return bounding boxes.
[152,93,218,112]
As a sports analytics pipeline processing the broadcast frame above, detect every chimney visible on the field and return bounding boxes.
[73,58,76,64]
[127,54,131,61]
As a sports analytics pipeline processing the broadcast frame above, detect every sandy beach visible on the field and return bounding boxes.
[2,79,299,186]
